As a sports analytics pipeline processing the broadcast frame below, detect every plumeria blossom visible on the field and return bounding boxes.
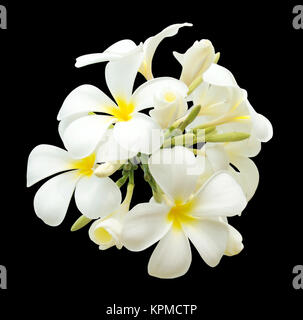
[27,23,272,279]
[89,183,134,250]
[27,144,122,226]
[173,39,216,86]
[189,83,253,133]
[189,67,273,142]
[149,84,188,129]
[185,76,272,200]
[75,22,192,80]
[121,147,247,278]
[58,47,187,159]
[204,131,261,201]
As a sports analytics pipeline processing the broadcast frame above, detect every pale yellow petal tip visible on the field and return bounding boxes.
[225,243,244,257]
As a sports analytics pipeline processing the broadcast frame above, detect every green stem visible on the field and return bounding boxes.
[116,173,129,188]
[139,155,162,203]
[129,169,134,185]
[120,182,135,211]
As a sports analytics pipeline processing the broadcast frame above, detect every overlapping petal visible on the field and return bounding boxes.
[75,40,137,68]
[174,39,215,86]
[148,228,192,279]
[113,113,163,155]
[57,85,116,120]
[27,144,74,187]
[182,218,228,267]
[89,217,123,250]
[97,129,136,162]
[149,147,203,203]
[34,171,79,226]
[192,172,247,217]
[141,22,192,79]
[121,202,171,251]
[62,114,114,159]
[75,175,122,219]
[105,46,143,103]
[132,77,188,112]
[228,156,259,201]
[203,64,238,87]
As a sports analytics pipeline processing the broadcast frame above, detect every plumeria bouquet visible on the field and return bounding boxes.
[26,23,273,279]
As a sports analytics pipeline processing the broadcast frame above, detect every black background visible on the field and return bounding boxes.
[0,0,301,317]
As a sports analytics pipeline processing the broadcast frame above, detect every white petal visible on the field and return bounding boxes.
[75,175,121,219]
[75,40,137,68]
[142,22,192,78]
[75,53,121,68]
[105,46,143,103]
[195,156,216,192]
[192,82,231,117]
[182,218,228,267]
[121,202,171,251]
[58,113,87,141]
[225,223,244,256]
[173,51,184,65]
[89,217,123,250]
[178,39,215,86]
[149,147,203,202]
[96,129,137,162]
[57,85,116,120]
[205,143,229,171]
[229,156,259,202]
[203,64,238,87]
[149,101,187,129]
[33,171,79,226]
[132,77,188,112]
[62,115,114,159]
[27,144,74,187]
[224,135,261,158]
[252,113,273,142]
[148,228,191,279]
[113,113,163,155]
[193,171,247,217]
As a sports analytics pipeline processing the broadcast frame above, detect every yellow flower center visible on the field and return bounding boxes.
[164,92,176,103]
[94,227,112,243]
[167,199,196,230]
[105,97,135,122]
[70,153,96,177]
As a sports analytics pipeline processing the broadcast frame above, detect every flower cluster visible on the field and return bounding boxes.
[27,23,273,279]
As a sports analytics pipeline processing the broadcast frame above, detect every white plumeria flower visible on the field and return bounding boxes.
[89,184,134,250]
[173,39,216,86]
[121,147,247,279]
[193,136,259,202]
[27,144,122,226]
[189,81,273,143]
[187,78,272,201]
[58,47,187,159]
[89,215,124,250]
[205,133,261,201]
[75,22,192,80]
[190,83,252,132]
[191,155,244,256]
[149,85,188,129]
